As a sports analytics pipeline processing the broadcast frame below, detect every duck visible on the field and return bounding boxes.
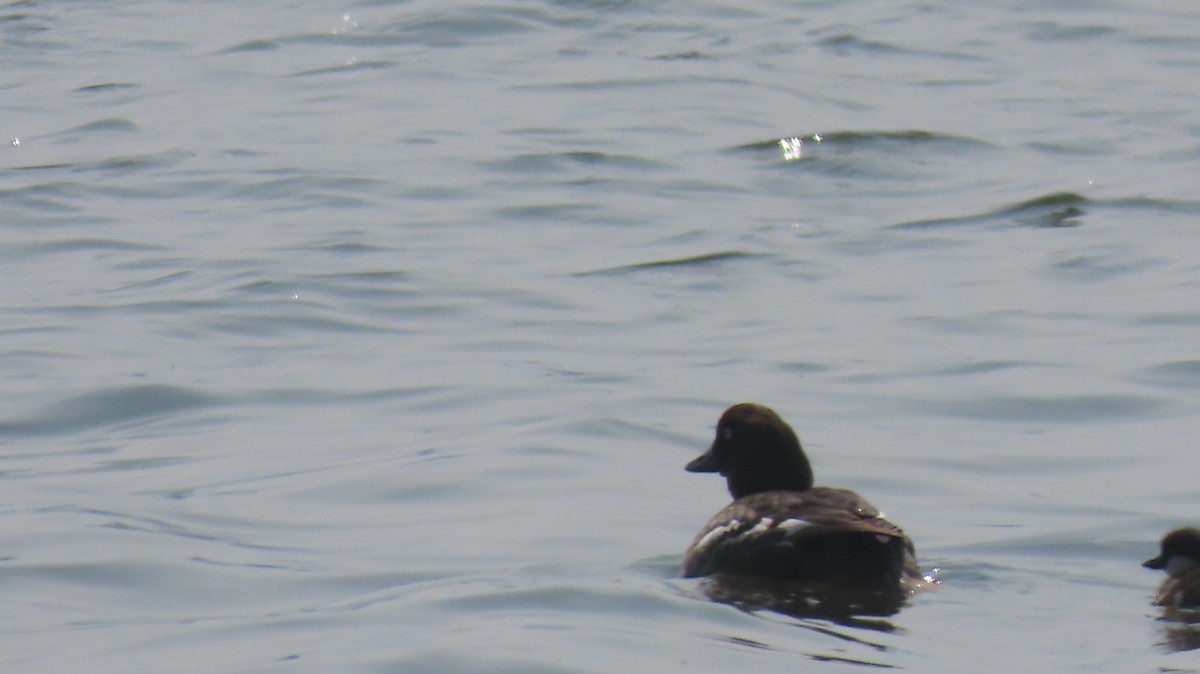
[683,403,922,592]
[1144,527,1200,609]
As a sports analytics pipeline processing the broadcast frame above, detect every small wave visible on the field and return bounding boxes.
[730,130,996,180]
[57,118,140,135]
[733,130,994,156]
[11,150,192,178]
[0,384,221,437]
[818,32,983,63]
[574,250,760,276]
[1023,22,1118,43]
[374,8,549,48]
[6,238,158,258]
[217,39,279,54]
[894,193,1200,232]
[891,191,1088,230]
[72,82,139,94]
[289,59,395,78]
[1137,360,1200,390]
[913,393,1173,423]
[488,150,666,175]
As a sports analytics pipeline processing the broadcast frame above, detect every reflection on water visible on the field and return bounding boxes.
[1155,608,1200,654]
[691,574,926,669]
[694,567,941,623]
[696,574,909,626]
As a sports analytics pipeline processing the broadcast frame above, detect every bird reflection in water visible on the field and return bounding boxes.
[695,571,937,631]
[1154,607,1200,653]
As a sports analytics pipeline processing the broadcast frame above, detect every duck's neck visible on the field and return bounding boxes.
[727,446,813,499]
[1166,555,1200,579]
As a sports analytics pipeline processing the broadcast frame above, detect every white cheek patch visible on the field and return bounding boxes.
[693,519,742,552]
[1166,555,1200,579]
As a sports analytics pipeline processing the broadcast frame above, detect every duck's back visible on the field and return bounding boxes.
[683,487,917,588]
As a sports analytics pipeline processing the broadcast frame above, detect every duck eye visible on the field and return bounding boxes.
[721,427,733,440]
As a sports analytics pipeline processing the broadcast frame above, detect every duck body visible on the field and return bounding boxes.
[683,403,921,591]
[1145,527,1200,609]
[683,487,916,587]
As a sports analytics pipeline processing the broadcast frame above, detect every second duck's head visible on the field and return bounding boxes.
[1144,527,1200,579]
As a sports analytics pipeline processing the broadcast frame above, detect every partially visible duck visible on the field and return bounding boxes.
[1144,528,1200,609]
[683,403,922,592]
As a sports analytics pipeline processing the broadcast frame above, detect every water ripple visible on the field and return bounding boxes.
[892,192,1087,230]
[913,393,1174,423]
[0,384,221,437]
[55,118,140,136]
[1137,360,1200,389]
[72,82,139,94]
[574,251,761,276]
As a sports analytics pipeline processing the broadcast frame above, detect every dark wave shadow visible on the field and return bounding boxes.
[892,191,1088,230]
[573,250,761,276]
[891,192,1200,232]
[73,82,139,94]
[0,384,221,437]
[1136,360,1200,390]
[817,33,984,63]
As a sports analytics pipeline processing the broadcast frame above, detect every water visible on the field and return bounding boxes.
[3,0,1200,671]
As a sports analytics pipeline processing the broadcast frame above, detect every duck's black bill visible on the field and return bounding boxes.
[1144,555,1166,570]
[685,446,720,473]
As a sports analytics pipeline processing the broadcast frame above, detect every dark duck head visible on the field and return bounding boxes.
[1145,527,1200,578]
[686,402,814,498]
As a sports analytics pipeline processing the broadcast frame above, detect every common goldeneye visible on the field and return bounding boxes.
[1144,528,1200,609]
[683,403,922,592]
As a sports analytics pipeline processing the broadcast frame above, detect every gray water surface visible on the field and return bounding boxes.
[3,1,1200,671]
